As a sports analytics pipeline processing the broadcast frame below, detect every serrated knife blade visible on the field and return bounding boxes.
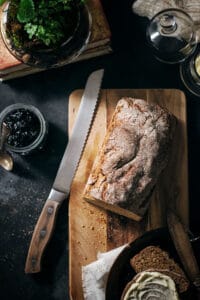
[25,69,104,273]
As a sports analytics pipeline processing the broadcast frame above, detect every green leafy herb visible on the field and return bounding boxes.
[24,23,37,39]
[24,20,65,46]
[2,0,86,47]
[17,0,35,23]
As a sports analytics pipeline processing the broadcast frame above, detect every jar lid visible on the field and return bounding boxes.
[146,9,197,63]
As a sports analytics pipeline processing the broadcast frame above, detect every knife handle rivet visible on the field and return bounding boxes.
[40,229,46,238]
[47,206,54,215]
[31,257,37,266]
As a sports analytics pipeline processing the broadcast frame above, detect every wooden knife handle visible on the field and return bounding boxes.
[25,200,60,273]
[167,210,200,285]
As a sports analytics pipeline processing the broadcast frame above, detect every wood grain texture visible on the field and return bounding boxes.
[68,89,188,300]
[25,200,60,273]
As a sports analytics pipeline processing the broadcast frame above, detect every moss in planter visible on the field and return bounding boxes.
[5,0,85,50]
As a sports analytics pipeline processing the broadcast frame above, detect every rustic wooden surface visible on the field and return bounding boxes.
[68,89,188,300]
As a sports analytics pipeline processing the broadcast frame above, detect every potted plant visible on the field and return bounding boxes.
[0,0,91,68]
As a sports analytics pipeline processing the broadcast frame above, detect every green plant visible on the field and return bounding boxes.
[0,0,85,47]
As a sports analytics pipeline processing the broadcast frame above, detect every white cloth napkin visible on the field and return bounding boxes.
[82,244,127,300]
[132,0,200,40]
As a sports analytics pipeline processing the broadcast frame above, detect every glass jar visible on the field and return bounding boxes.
[0,103,48,155]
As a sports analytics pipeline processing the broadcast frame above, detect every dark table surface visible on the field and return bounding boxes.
[0,1,200,299]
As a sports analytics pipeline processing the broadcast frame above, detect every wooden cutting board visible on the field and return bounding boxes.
[68,89,188,300]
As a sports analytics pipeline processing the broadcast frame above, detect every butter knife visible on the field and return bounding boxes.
[25,69,104,273]
[167,210,200,291]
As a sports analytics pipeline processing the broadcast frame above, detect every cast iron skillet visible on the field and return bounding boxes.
[106,227,200,300]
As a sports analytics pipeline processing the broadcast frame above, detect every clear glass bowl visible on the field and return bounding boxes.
[146,8,197,64]
[180,45,200,97]
[1,2,92,69]
[0,103,48,155]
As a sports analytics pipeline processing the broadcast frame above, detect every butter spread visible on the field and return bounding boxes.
[123,271,179,300]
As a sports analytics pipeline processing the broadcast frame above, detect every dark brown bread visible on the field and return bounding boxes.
[130,245,190,293]
[84,98,176,220]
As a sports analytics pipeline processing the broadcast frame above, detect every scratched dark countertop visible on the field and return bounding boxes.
[0,1,200,299]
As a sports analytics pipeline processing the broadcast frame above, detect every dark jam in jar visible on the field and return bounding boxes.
[4,108,40,148]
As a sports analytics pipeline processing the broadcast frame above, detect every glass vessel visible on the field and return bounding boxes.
[146,8,197,64]
[1,2,92,69]
[0,103,48,155]
[180,45,200,97]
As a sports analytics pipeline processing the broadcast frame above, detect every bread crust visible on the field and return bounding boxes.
[84,98,176,219]
[130,245,189,293]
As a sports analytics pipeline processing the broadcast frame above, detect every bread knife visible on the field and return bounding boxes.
[25,69,104,273]
[167,210,200,291]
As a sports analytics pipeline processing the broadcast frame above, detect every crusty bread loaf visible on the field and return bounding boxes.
[121,271,179,300]
[84,97,176,221]
[130,245,189,293]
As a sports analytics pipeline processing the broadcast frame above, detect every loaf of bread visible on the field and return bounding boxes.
[84,97,176,221]
[121,271,179,300]
[130,245,189,293]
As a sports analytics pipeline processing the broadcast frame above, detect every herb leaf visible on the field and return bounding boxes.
[17,0,35,23]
